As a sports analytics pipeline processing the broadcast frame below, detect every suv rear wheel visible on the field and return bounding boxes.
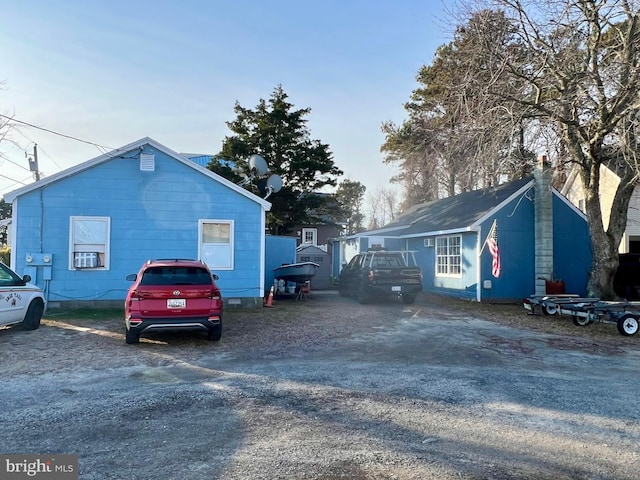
[208,324,222,341]
[125,329,140,344]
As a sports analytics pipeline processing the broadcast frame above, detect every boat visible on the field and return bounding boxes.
[273,262,320,284]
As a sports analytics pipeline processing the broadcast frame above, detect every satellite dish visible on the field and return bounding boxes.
[258,174,283,199]
[248,154,269,176]
[266,174,282,193]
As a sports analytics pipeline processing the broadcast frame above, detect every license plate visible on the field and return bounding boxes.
[523,303,532,311]
[167,298,186,309]
[391,286,401,292]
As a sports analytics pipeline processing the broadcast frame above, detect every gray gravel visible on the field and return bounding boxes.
[1,292,639,479]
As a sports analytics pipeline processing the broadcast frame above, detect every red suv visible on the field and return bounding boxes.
[124,259,223,344]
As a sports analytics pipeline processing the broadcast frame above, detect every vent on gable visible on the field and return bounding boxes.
[424,238,435,247]
[140,154,155,172]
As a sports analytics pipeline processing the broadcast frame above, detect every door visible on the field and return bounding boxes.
[0,264,30,326]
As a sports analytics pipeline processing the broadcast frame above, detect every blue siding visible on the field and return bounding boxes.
[265,236,297,289]
[13,146,265,302]
[553,196,591,296]
[478,190,536,302]
[322,186,591,303]
[415,233,478,301]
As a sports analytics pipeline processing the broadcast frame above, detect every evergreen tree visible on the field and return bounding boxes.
[213,85,343,235]
[335,179,366,234]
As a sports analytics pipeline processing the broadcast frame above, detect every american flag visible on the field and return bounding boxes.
[487,220,501,278]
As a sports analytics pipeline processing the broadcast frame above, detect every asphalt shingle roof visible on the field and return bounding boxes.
[380,176,534,236]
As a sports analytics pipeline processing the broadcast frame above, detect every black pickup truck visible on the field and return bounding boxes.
[338,250,423,304]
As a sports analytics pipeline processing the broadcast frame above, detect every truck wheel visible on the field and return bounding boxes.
[22,299,44,330]
[617,314,639,336]
[402,294,416,305]
[357,285,370,304]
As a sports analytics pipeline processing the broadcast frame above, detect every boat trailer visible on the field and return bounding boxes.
[523,294,640,336]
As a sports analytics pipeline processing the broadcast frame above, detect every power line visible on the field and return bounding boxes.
[0,113,113,150]
[0,171,29,187]
[0,151,31,172]
[13,129,64,170]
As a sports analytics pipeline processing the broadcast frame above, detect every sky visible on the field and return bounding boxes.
[0,0,455,200]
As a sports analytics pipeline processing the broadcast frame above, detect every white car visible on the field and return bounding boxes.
[0,262,46,330]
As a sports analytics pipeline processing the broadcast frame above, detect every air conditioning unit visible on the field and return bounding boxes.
[424,238,435,247]
[74,252,99,269]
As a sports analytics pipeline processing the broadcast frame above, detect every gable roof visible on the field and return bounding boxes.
[3,137,271,210]
[296,244,329,255]
[363,176,535,238]
[181,153,236,169]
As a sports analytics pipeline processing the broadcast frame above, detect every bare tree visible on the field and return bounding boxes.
[366,187,401,229]
[0,81,16,162]
[460,0,640,298]
[381,11,536,207]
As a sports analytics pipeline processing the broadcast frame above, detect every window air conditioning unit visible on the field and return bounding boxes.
[74,252,99,269]
[424,238,435,247]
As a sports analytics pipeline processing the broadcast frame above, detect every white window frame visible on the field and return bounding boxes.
[69,216,111,270]
[435,235,462,277]
[199,219,234,270]
[302,228,317,245]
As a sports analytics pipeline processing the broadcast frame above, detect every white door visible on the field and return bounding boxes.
[0,264,30,326]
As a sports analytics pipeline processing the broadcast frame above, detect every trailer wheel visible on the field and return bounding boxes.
[542,303,558,315]
[572,315,592,327]
[617,314,639,336]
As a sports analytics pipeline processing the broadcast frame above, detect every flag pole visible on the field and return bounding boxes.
[479,219,497,255]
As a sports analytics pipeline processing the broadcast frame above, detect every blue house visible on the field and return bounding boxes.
[333,157,592,302]
[3,137,290,308]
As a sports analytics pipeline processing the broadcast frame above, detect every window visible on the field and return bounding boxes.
[199,220,234,270]
[302,228,317,245]
[140,266,213,286]
[69,217,110,270]
[436,235,461,276]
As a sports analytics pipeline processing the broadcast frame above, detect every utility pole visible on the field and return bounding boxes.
[28,144,40,181]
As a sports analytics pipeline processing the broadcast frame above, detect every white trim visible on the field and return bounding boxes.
[435,234,463,278]
[475,225,482,302]
[301,227,318,246]
[8,198,18,271]
[3,137,272,211]
[471,180,535,229]
[260,214,266,297]
[198,219,235,271]
[553,189,588,220]
[68,216,111,271]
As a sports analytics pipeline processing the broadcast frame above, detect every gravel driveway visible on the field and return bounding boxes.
[1,292,639,479]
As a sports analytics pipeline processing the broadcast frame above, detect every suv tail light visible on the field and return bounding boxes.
[128,318,142,327]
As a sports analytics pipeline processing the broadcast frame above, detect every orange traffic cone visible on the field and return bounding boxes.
[264,286,275,307]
